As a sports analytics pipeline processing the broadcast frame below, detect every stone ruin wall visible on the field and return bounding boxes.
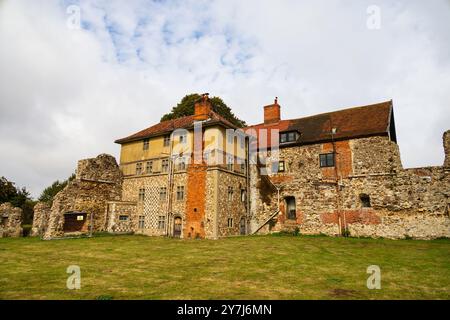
[31,202,51,237]
[444,130,450,168]
[215,170,248,238]
[29,130,450,241]
[0,202,23,238]
[32,154,123,239]
[251,132,450,240]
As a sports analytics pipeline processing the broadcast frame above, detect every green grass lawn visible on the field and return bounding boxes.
[0,234,449,300]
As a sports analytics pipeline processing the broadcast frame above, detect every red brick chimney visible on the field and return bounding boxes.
[264,97,281,124]
[194,93,212,121]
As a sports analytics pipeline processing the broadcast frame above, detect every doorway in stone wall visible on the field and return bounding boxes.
[63,212,88,233]
[239,217,246,235]
[285,197,296,220]
[173,216,182,238]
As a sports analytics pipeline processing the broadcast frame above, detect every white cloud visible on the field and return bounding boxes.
[0,0,449,197]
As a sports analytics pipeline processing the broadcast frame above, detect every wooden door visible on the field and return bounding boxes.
[173,217,182,238]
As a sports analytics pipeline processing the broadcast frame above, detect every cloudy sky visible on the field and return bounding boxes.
[0,0,449,198]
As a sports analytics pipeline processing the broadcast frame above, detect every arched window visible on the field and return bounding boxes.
[285,196,296,220]
[360,194,371,208]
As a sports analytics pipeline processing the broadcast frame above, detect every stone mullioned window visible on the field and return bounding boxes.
[157,216,166,229]
[163,135,170,147]
[162,159,169,172]
[136,162,143,175]
[138,188,145,201]
[319,153,335,168]
[176,186,185,200]
[146,161,153,174]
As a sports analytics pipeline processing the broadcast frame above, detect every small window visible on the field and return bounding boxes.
[146,161,153,174]
[162,159,169,172]
[241,189,246,202]
[271,161,285,173]
[159,187,167,200]
[163,135,170,147]
[228,186,233,201]
[176,186,185,201]
[136,162,143,175]
[177,157,186,171]
[157,216,166,230]
[319,153,335,167]
[143,139,150,150]
[138,188,145,201]
[288,132,296,142]
[138,216,145,229]
[360,194,371,208]
[179,134,187,144]
[119,215,129,221]
[227,156,234,171]
[227,218,233,228]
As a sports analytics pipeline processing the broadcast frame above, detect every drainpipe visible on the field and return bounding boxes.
[245,136,250,234]
[331,125,346,236]
[165,135,174,237]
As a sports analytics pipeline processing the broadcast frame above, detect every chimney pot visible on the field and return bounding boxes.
[264,98,281,124]
[194,93,212,121]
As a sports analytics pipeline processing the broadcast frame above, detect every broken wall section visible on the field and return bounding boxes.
[31,154,123,239]
[0,202,23,238]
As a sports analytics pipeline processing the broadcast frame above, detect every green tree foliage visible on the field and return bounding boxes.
[160,93,246,127]
[38,173,75,204]
[0,176,35,224]
[0,176,17,203]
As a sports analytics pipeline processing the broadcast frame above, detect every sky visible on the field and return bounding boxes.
[0,0,449,198]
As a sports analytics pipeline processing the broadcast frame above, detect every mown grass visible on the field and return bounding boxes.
[0,234,449,300]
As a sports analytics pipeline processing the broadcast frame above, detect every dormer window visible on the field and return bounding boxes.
[280,131,298,144]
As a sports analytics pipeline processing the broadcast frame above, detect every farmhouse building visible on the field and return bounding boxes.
[32,95,450,240]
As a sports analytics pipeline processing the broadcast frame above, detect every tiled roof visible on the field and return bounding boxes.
[115,100,395,146]
[245,101,394,147]
[115,110,237,144]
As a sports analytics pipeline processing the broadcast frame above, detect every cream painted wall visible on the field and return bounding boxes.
[119,125,248,176]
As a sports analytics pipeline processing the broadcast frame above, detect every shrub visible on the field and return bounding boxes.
[342,228,351,237]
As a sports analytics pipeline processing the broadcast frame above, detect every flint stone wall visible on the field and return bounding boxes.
[0,202,23,237]
[444,130,450,168]
[31,202,51,237]
[37,154,122,239]
[250,133,450,240]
